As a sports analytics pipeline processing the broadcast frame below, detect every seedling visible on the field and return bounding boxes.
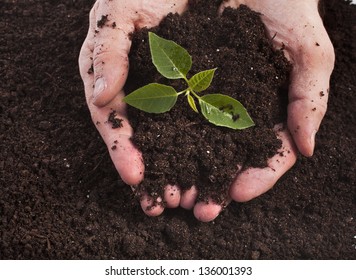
[123,32,254,130]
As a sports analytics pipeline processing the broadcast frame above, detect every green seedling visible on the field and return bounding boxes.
[123,32,255,130]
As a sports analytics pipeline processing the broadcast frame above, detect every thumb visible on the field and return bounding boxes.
[91,12,134,107]
[288,29,335,157]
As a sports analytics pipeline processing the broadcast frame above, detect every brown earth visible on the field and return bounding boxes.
[125,2,290,204]
[0,0,355,259]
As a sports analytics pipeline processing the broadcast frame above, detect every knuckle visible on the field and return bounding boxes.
[299,37,335,70]
[317,100,327,116]
[92,0,100,13]
[90,1,99,21]
[93,43,128,68]
[93,44,106,66]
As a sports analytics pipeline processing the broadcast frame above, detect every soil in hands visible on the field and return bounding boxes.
[125,1,291,204]
[1,0,355,260]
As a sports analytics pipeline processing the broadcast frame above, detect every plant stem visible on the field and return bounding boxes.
[189,89,201,100]
[177,89,188,96]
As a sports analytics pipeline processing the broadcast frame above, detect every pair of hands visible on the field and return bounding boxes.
[79,0,335,222]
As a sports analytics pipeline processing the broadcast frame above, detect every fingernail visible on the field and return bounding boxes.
[310,129,317,143]
[93,77,106,99]
[310,129,317,153]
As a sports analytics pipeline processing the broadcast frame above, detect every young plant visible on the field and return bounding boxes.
[123,32,254,130]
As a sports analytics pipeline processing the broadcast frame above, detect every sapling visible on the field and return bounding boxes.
[123,32,254,130]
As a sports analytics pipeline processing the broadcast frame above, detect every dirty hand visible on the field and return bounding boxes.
[79,0,334,223]
[79,0,191,215]
[211,0,335,219]
[221,0,335,155]
[156,0,335,222]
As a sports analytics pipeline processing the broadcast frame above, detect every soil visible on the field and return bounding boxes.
[0,0,355,260]
[125,2,290,204]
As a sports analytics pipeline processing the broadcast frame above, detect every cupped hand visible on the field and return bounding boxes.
[220,0,335,156]
[78,0,188,216]
[198,0,334,222]
[148,0,334,222]
[79,0,334,222]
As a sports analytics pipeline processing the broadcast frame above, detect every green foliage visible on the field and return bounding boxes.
[123,32,254,130]
[199,94,254,129]
[188,69,216,92]
[123,83,177,113]
[149,32,192,79]
[187,92,199,113]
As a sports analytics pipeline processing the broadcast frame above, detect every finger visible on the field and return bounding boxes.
[164,185,181,208]
[180,185,198,210]
[79,5,144,186]
[78,41,94,87]
[262,9,335,156]
[230,124,297,202]
[78,13,95,91]
[90,3,134,107]
[140,184,181,217]
[90,0,188,107]
[133,0,188,29]
[140,194,164,217]
[87,89,145,185]
[193,199,223,223]
[219,1,335,156]
[287,30,335,156]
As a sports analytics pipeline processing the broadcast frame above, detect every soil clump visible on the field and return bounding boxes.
[126,1,290,203]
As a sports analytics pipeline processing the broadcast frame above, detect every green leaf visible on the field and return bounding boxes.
[187,94,199,113]
[123,83,178,113]
[198,94,255,129]
[149,32,192,79]
[188,68,217,92]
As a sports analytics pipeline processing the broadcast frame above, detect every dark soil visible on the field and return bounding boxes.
[126,2,290,204]
[0,0,355,259]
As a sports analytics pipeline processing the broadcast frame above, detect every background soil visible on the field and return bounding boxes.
[0,0,355,259]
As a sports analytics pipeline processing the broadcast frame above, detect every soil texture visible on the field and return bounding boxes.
[0,0,355,259]
[126,2,290,204]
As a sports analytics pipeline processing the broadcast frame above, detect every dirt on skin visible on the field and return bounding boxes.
[0,0,355,259]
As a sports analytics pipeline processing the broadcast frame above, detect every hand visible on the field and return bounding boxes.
[78,0,189,216]
[147,0,334,222]
[220,0,335,156]
[79,0,334,223]
[206,0,335,221]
